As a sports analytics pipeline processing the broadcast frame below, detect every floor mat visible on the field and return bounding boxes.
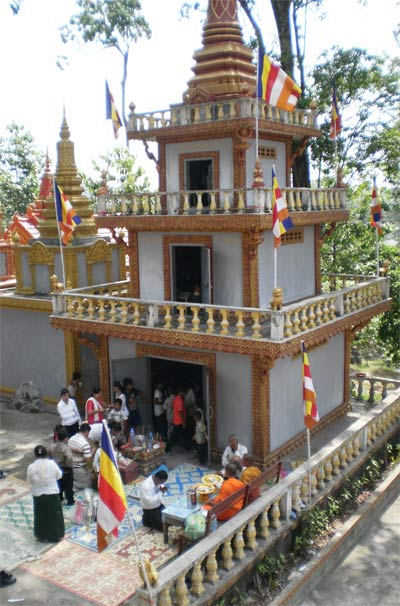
[22,529,176,606]
[0,475,30,505]
[0,523,53,570]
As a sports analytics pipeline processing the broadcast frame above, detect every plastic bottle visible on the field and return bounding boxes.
[129,426,135,444]
[148,431,153,448]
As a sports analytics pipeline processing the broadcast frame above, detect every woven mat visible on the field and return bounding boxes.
[22,527,177,606]
[0,523,53,571]
[0,475,30,505]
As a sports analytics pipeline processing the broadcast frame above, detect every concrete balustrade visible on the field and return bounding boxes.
[96,185,347,217]
[351,374,400,403]
[133,393,400,606]
[51,276,389,343]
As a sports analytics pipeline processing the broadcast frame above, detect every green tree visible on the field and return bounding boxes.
[81,147,151,203]
[0,123,44,226]
[60,0,151,140]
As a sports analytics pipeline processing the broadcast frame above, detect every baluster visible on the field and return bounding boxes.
[120,301,128,324]
[206,308,215,333]
[308,304,316,328]
[292,482,302,512]
[220,309,229,335]
[87,298,94,320]
[196,192,203,214]
[98,299,105,321]
[259,508,270,538]
[183,193,190,214]
[76,298,84,319]
[346,440,354,461]
[369,380,376,403]
[177,305,186,330]
[300,306,308,331]
[133,303,140,325]
[191,561,204,596]
[324,457,333,482]
[367,425,373,446]
[159,584,172,606]
[317,465,325,490]
[284,312,293,338]
[175,574,189,606]
[382,381,388,399]
[251,312,261,338]
[287,190,295,211]
[295,190,302,210]
[300,476,310,504]
[311,191,317,210]
[235,311,245,337]
[322,299,330,322]
[164,305,172,329]
[310,470,318,496]
[221,538,234,570]
[223,191,231,213]
[353,434,360,457]
[246,519,257,551]
[191,307,200,332]
[237,190,245,213]
[132,195,139,215]
[110,198,116,213]
[210,192,217,214]
[109,300,116,322]
[233,528,245,559]
[155,194,162,214]
[329,297,337,319]
[315,302,323,325]
[66,297,74,317]
[142,195,150,214]
[292,309,300,334]
[206,550,219,583]
[271,499,281,528]
[339,446,348,468]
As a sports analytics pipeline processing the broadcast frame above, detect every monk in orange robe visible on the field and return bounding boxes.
[207,462,245,521]
[240,454,262,503]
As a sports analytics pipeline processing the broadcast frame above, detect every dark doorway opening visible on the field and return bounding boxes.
[185,158,213,207]
[173,246,201,303]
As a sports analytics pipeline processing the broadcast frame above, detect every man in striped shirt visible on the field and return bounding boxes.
[68,423,93,491]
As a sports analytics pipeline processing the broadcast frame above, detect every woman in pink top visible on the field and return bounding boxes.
[85,386,105,424]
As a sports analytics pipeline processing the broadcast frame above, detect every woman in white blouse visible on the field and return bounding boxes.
[26,445,65,542]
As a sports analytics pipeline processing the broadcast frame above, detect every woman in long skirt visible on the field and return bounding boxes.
[26,445,65,542]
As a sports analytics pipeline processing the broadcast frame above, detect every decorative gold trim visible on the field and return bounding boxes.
[251,355,275,466]
[0,297,52,312]
[86,239,113,285]
[281,228,304,245]
[343,328,352,404]
[242,229,263,307]
[64,331,80,395]
[28,242,55,293]
[98,335,110,406]
[128,231,140,297]
[163,235,213,301]
[179,151,220,197]
[136,344,217,455]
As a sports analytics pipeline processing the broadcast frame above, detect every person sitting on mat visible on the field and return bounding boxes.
[140,469,168,531]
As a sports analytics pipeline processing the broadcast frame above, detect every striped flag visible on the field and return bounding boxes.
[54,179,81,245]
[370,177,382,235]
[106,80,123,139]
[302,341,319,430]
[97,422,127,552]
[272,167,294,248]
[329,87,342,139]
[257,48,301,112]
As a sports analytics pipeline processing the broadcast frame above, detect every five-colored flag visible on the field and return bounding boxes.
[370,177,382,235]
[54,178,81,245]
[329,87,342,139]
[106,80,123,139]
[272,167,294,248]
[302,341,319,430]
[97,422,127,552]
[257,49,301,112]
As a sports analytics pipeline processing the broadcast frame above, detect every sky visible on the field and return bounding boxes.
[0,0,399,188]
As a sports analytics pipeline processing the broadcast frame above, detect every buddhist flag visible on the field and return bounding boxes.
[97,421,127,552]
[302,341,319,430]
[272,167,294,248]
[257,48,301,112]
[370,177,382,235]
[54,179,81,245]
[329,87,342,139]
[106,80,123,139]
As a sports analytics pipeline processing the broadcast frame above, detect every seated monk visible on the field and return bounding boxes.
[207,462,245,521]
[240,454,262,503]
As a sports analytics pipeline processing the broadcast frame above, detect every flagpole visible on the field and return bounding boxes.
[306,428,312,504]
[52,177,67,287]
[256,47,260,155]
[100,421,154,602]
[375,230,380,277]
[274,247,277,290]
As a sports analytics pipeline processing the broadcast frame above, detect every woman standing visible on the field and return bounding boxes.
[85,386,104,424]
[26,445,65,543]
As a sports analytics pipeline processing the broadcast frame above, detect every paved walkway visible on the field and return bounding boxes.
[297,493,400,606]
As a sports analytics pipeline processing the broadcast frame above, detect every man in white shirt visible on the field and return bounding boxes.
[57,388,81,437]
[88,422,103,446]
[221,434,248,468]
[140,469,168,531]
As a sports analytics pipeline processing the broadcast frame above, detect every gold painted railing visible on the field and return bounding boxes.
[128,97,317,133]
[96,186,347,216]
[51,276,389,342]
[133,393,400,606]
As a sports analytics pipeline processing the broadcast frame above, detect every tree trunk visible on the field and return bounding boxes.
[270,0,294,75]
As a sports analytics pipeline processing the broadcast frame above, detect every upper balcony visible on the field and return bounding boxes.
[50,274,390,355]
[127,97,319,141]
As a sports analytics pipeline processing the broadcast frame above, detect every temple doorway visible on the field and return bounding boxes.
[171,245,211,304]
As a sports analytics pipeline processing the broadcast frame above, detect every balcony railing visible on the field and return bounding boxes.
[132,393,400,606]
[51,275,389,342]
[96,186,348,217]
[128,97,317,133]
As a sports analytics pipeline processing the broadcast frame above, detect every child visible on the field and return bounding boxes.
[107,398,128,425]
[192,409,209,465]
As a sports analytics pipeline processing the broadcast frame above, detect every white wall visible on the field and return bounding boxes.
[245,139,287,188]
[212,233,243,306]
[215,352,252,453]
[165,139,233,191]
[258,226,315,306]
[138,233,164,300]
[269,334,345,450]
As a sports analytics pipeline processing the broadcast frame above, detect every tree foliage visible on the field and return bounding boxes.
[60,0,151,137]
[0,123,44,226]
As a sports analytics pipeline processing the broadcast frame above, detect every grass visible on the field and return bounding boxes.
[351,362,400,381]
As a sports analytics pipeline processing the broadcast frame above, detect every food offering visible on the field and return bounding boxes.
[202,473,223,490]
[194,483,216,504]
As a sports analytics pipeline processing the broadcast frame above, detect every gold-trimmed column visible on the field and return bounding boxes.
[98,335,110,406]
[242,229,263,307]
[128,230,139,297]
[64,330,80,393]
[251,354,275,466]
